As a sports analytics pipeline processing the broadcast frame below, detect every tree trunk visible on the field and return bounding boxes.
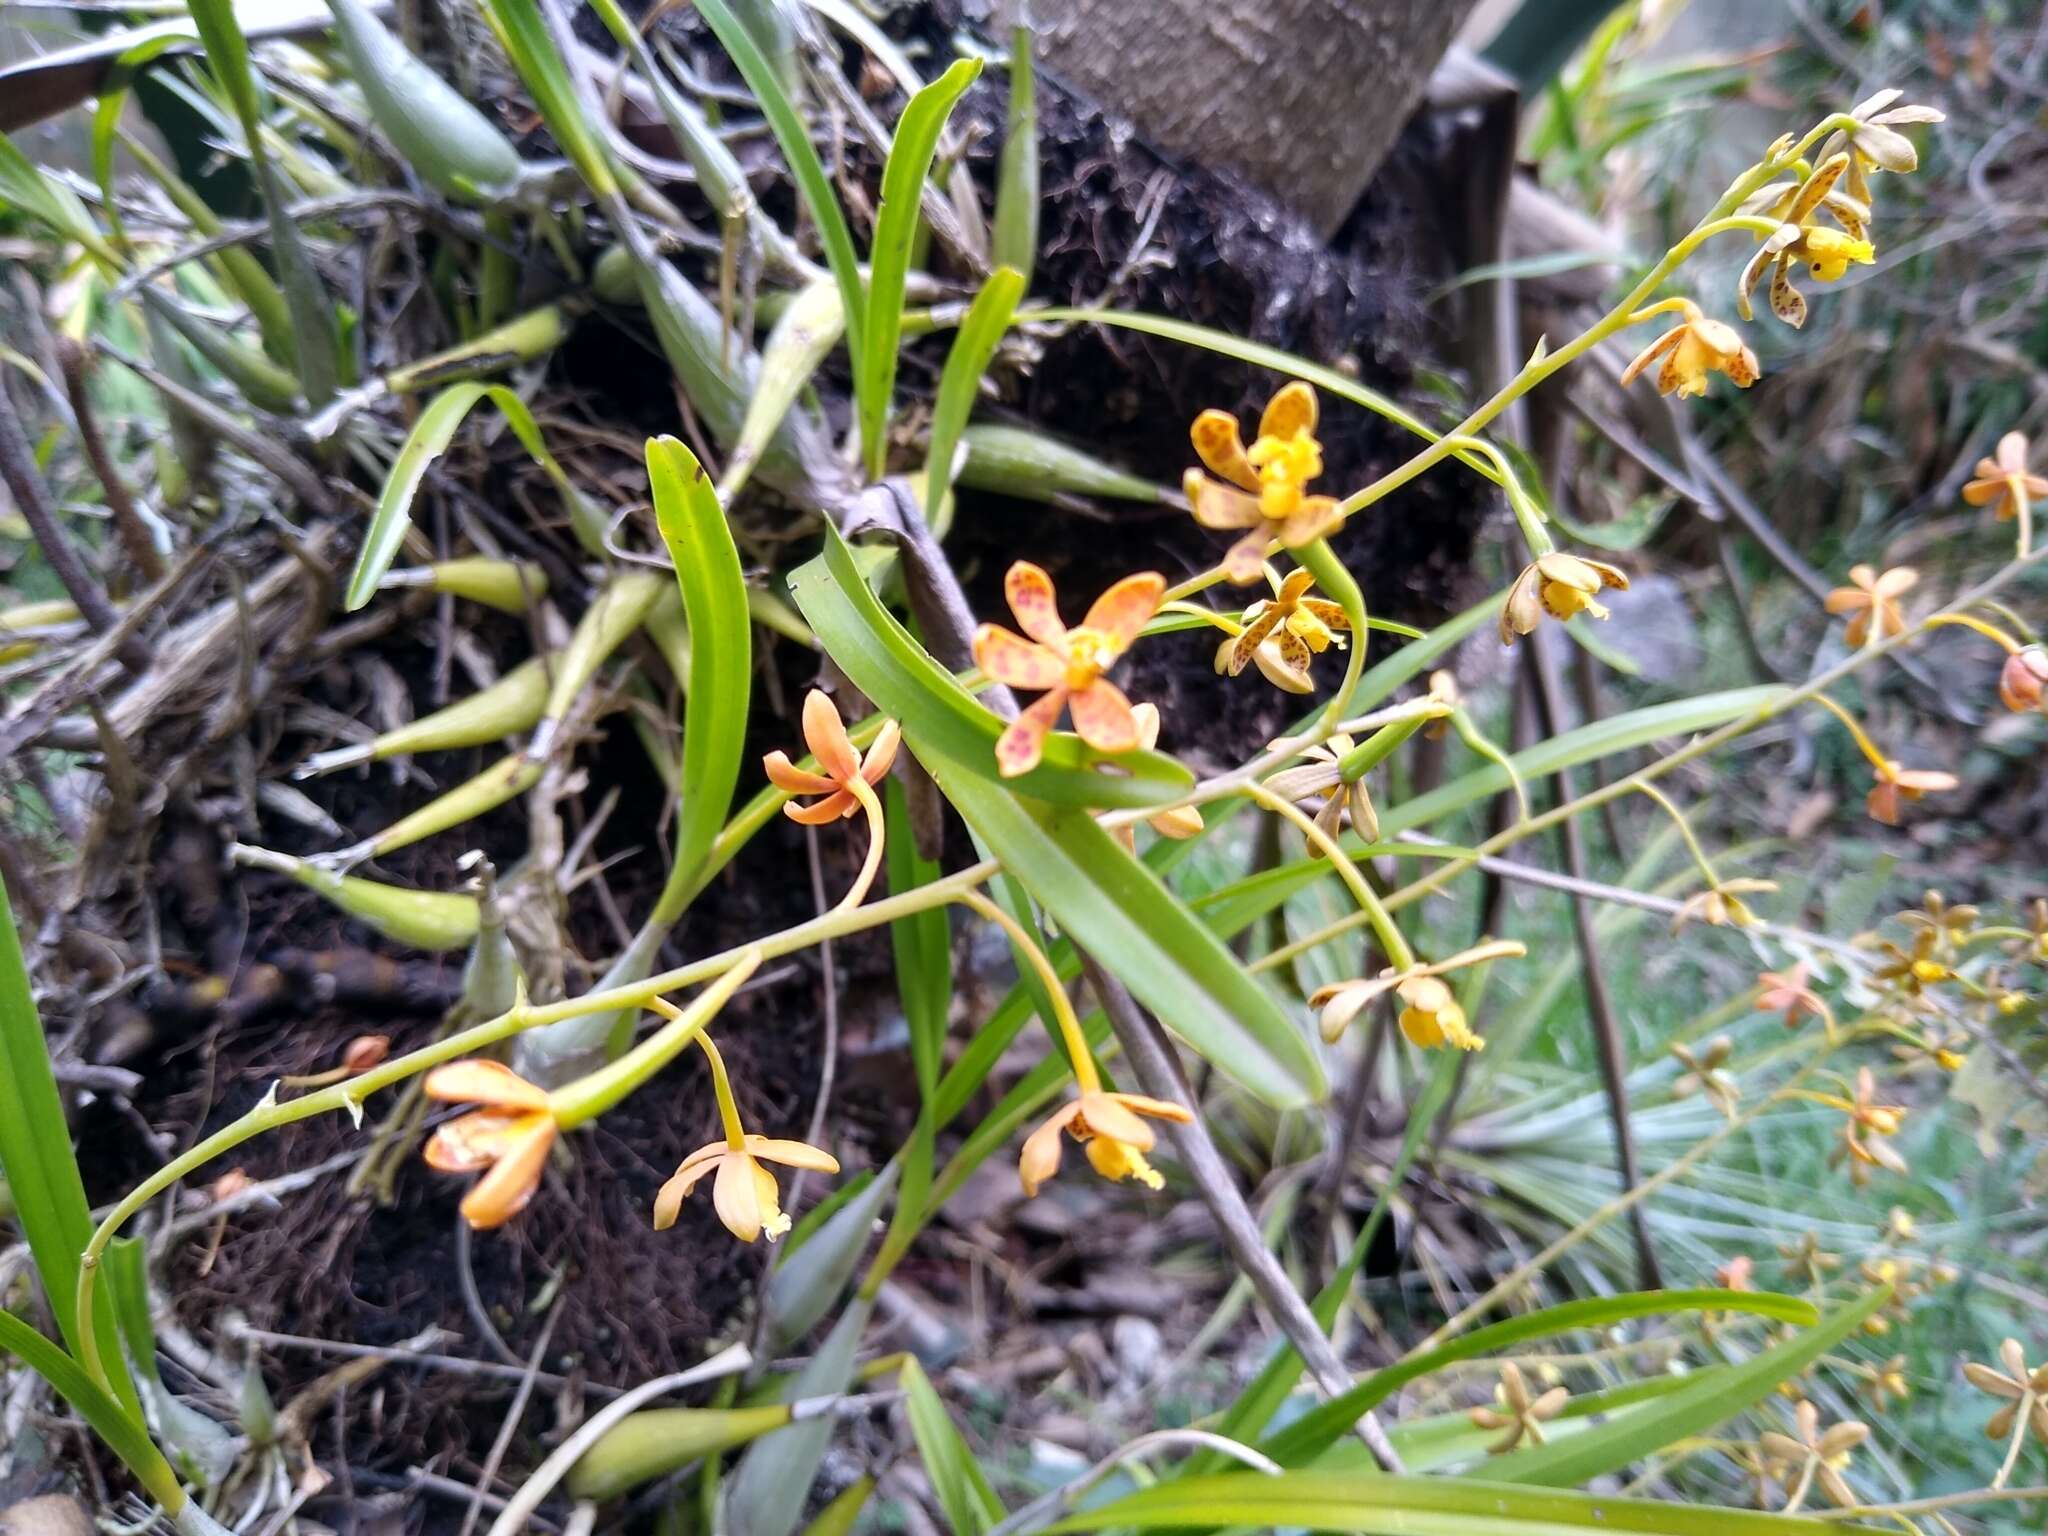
[989,0,1483,236]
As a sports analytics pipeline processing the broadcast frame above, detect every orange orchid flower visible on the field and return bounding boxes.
[1962,431,2045,525]
[653,1133,839,1244]
[1823,565,1916,647]
[1865,759,1957,826]
[1018,1089,1193,1196]
[1757,961,1828,1029]
[423,1060,558,1230]
[2000,647,2048,714]
[1183,382,1342,583]
[763,689,900,825]
[972,561,1164,776]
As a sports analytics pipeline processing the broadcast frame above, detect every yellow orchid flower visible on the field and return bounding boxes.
[1824,88,1945,205]
[1308,939,1522,1048]
[1818,1067,1909,1184]
[1215,566,1352,690]
[1499,552,1630,645]
[1671,877,1777,931]
[1737,154,1875,328]
[1470,1364,1569,1454]
[1184,382,1342,583]
[972,561,1164,776]
[653,1133,839,1244]
[422,1060,559,1230]
[1620,300,1760,398]
[1964,1339,2048,1450]
[1822,564,1916,647]
[1759,1400,1870,1510]
[1262,732,1377,847]
[1018,1089,1193,1196]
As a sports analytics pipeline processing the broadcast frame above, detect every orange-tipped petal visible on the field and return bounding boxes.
[1185,470,1265,531]
[1068,679,1140,753]
[783,788,858,825]
[860,720,901,784]
[762,751,837,797]
[1191,410,1258,491]
[1019,1101,1082,1197]
[1004,561,1069,648]
[801,689,860,783]
[456,1119,554,1230]
[1258,381,1319,442]
[973,624,1065,689]
[995,689,1065,777]
[423,1059,551,1113]
[1082,572,1166,650]
[745,1136,840,1172]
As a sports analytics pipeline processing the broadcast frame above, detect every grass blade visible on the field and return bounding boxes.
[900,1355,1004,1533]
[647,436,753,887]
[855,57,983,479]
[925,266,1024,539]
[991,23,1037,287]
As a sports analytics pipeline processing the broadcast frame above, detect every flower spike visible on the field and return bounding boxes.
[972,561,1164,776]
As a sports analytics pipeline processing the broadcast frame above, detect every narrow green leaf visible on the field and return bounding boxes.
[476,0,619,196]
[648,435,752,886]
[0,878,141,1421]
[955,423,1169,506]
[886,777,952,1099]
[800,1476,874,1536]
[717,278,843,502]
[991,24,1037,286]
[0,1309,186,1517]
[1046,1470,1836,1533]
[762,1164,897,1355]
[1026,308,1506,490]
[1485,1286,1887,1486]
[786,526,1193,810]
[323,0,523,200]
[1261,1289,1822,1467]
[346,383,575,610]
[856,57,983,478]
[899,1356,1004,1534]
[693,0,865,380]
[0,129,120,266]
[727,1296,873,1536]
[925,266,1024,538]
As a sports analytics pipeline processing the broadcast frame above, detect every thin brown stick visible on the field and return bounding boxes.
[0,373,148,672]
[55,336,164,584]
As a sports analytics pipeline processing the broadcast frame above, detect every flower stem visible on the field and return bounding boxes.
[954,888,1099,1093]
[1634,781,1721,887]
[1241,779,1413,969]
[839,774,889,911]
[1297,538,1368,729]
[692,1030,750,1148]
[1807,692,1890,770]
[547,949,761,1129]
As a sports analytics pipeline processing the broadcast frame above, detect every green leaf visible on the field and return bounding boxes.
[1260,1289,1822,1467]
[800,1476,874,1536]
[185,0,339,403]
[323,0,522,200]
[856,57,983,479]
[1045,1470,1836,1533]
[648,436,752,886]
[476,0,619,196]
[1027,308,1506,490]
[787,527,1193,810]
[346,383,578,610]
[727,1297,873,1536]
[762,1164,898,1355]
[0,877,142,1421]
[0,1309,187,1517]
[692,0,865,384]
[929,766,1323,1110]
[991,23,1038,288]
[887,778,953,1099]
[899,1356,1004,1534]
[925,266,1025,538]
[1485,1286,1888,1486]
[0,129,120,266]
[718,278,842,502]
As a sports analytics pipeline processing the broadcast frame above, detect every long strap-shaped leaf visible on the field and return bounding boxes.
[1044,1469,1836,1533]
[0,879,142,1421]
[855,57,982,479]
[899,1356,1004,1534]
[345,383,591,609]
[925,265,1024,538]
[692,0,866,395]
[787,526,1192,810]
[792,530,1321,1110]
[648,436,752,885]
[1259,1288,1819,1467]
